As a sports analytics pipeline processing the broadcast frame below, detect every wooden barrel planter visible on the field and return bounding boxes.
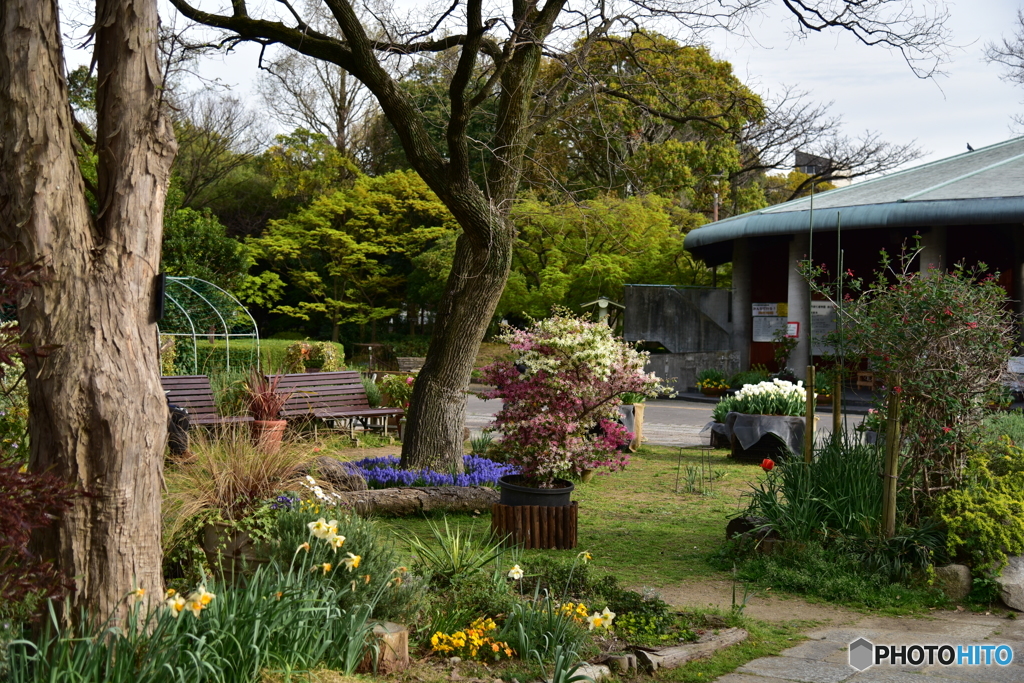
[491,502,578,549]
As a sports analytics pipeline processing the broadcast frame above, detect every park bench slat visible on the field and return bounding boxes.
[272,371,403,434]
[160,375,253,426]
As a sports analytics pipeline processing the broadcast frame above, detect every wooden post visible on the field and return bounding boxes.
[804,365,816,463]
[832,372,842,435]
[881,377,902,538]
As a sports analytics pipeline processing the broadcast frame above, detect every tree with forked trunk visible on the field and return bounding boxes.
[167,0,950,473]
[0,0,176,619]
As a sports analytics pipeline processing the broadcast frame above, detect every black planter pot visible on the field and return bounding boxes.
[498,475,574,507]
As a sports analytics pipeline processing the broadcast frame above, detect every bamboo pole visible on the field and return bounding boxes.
[881,377,903,538]
[804,365,816,463]
[832,372,842,435]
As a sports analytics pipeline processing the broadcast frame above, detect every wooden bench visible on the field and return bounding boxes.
[273,371,404,436]
[160,375,253,426]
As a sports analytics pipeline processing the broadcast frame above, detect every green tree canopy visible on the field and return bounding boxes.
[245,170,456,341]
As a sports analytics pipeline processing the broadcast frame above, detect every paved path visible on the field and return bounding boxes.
[465,393,864,448]
[717,611,1024,682]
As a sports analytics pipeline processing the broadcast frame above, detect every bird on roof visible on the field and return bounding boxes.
[967,143,975,151]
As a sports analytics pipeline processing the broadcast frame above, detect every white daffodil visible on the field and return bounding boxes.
[343,552,362,571]
[586,612,607,630]
[193,585,216,607]
[329,534,346,552]
[165,594,186,618]
[508,564,524,580]
[600,606,616,627]
[307,517,338,539]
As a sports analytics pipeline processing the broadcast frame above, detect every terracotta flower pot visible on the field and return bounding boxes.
[251,419,287,454]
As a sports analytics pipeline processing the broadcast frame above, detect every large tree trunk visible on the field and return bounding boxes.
[0,0,176,620]
[400,220,514,470]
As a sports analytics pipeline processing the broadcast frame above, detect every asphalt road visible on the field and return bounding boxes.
[464,394,865,448]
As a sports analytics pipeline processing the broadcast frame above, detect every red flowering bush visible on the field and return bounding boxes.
[482,313,662,487]
[806,244,1014,504]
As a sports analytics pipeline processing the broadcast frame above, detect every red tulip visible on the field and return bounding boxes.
[761,459,775,472]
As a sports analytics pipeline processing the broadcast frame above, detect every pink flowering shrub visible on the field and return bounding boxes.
[482,313,662,487]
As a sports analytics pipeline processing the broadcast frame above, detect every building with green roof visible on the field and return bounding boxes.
[683,137,1024,378]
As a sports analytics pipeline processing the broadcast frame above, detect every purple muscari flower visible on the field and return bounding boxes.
[351,454,516,490]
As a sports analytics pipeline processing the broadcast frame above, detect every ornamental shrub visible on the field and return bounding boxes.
[482,313,661,487]
[935,437,1024,571]
[806,245,1015,502]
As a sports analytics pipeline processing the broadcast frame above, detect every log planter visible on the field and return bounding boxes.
[491,502,578,550]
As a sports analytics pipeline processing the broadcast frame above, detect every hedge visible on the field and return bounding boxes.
[164,338,345,376]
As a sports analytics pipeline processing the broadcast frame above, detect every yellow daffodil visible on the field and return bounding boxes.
[131,588,145,601]
[311,562,332,574]
[275,591,283,600]
[328,534,346,551]
[18,464,27,473]
[507,564,524,580]
[166,594,186,617]
[586,612,606,630]
[343,552,361,571]
[363,574,371,584]
[578,551,592,563]
[165,588,176,599]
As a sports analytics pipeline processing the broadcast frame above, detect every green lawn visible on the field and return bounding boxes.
[365,444,757,589]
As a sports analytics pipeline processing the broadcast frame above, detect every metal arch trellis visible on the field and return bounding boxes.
[158,276,260,375]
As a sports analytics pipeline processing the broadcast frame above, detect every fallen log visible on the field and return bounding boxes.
[635,628,749,671]
[334,486,499,516]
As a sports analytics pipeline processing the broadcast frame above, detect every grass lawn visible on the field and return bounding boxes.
[338,443,756,589]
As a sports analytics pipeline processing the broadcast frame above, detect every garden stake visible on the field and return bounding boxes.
[804,365,815,463]
[882,376,903,538]
[674,446,683,493]
[832,372,842,435]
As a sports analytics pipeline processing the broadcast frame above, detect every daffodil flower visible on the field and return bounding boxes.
[578,550,592,563]
[185,599,203,618]
[600,606,616,626]
[586,612,606,630]
[329,534,346,551]
[166,595,186,617]
[308,518,338,539]
[131,588,145,601]
[343,552,361,571]
[193,585,216,606]
[507,564,524,580]
[296,541,311,553]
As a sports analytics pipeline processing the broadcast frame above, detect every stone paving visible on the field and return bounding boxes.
[716,611,1024,682]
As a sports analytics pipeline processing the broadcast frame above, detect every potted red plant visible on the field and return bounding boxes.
[244,369,293,453]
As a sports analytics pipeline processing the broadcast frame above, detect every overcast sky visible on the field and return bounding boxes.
[68,0,1024,171]
[701,0,1024,165]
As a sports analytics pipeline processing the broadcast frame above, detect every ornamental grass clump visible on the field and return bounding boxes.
[482,312,661,487]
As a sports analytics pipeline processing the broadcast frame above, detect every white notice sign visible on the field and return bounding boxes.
[752,316,787,342]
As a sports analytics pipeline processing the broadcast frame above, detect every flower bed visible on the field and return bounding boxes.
[712,379,808,420]
[351,454,515,488]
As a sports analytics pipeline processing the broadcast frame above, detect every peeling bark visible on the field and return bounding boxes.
[0,0,176,619]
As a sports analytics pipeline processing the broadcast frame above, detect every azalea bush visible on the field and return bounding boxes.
[352,454,514,488]
[713,379,808,418]
[482,313,661,487]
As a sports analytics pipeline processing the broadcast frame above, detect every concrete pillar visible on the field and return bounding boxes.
[919,226,947,276]
[787,233,810,381]
[731,238,751,371]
